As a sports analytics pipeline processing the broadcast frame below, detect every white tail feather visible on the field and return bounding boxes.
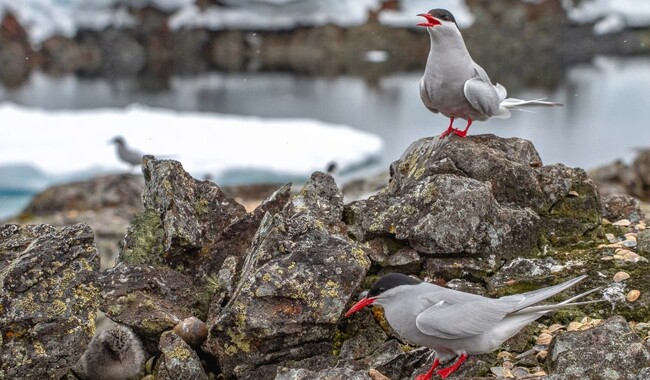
[501,97,563,109]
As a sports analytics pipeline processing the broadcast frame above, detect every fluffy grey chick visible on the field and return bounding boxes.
[74,325,145,380]
[110,136,143,168]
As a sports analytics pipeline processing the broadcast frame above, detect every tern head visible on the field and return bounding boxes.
[110,136,126,146]
[345,273,421,317]
[417,9,457,29]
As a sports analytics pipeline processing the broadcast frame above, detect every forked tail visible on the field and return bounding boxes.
[501,98,563,109]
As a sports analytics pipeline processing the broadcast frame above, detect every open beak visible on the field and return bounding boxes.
[417,13,441,28]
[344,297,377,317]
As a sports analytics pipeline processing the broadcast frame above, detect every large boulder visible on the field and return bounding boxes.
[120,156,247,275]
[0,223,100,379]
[204,172,371,378]
[346,135,601,260]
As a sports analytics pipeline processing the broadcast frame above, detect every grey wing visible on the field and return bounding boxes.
[419,77,439,114]
[415,297,522,339]
[463,77,501,117]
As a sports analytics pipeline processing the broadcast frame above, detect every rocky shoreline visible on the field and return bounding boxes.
[3,0,650,88]
[1,134,649,379]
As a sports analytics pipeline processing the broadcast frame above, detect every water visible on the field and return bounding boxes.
[1,54,649,218]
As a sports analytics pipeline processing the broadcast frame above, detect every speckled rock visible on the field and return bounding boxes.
[347,135,602,258]
[0,223,100,379]
[601,194,645,222]
[275,366,372,380]
[204,172,371,378]
[120,156,246,275]
[98,265,207,341]
[156,331,208,380]
[200,183,292,293]
[636,229,650,255]
[7,174,144,269]
[548,316,650,379]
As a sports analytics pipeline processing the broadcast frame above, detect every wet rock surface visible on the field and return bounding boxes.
[0,223,100,379]
[1,135,649,380]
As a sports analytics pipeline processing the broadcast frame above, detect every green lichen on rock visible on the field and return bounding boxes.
[120,209,165,266]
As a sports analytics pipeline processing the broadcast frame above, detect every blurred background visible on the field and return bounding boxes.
[1,0,650,219]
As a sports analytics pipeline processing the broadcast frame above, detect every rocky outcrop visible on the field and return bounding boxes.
[204,172,371,379]
[346,135,601,263]
[2,135,649,380]
[0,223,100,379]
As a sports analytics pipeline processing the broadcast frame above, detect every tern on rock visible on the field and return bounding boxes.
[417,9,562,139]
[345,273,600,379]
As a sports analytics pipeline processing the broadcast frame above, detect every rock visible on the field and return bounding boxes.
[548,316,650,379]
[346,135,600,258]
[0,223,100,379]
[173,317,209,348]
[200,183,291,296]
[156,331,208,380]
[204,172,371,378]
[98,265,207,341]
[275,367,372,380]
[0,13,33,87]
[636,368,650,380]
[120,156,246,275]
[10,174,144,269]
[601,194,645,223]
[638,229,650,255]
[99,28,146,76]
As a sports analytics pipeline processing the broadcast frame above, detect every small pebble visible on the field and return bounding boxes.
[497,351,515,360]
[627,289,641,302]
[613,271,630,282]
[612,219,631,226]
[173,316,208,347]
[567,190,579,197]
[622,240,637,248]
[624,252,648,263]
[368,369,391,380]
[542,324,565,334]
[536,350,548,361]
[624,233,638,240]
[503,361,514,370]
[567,322,582,331]
[512,367,530,378]
[601,256,614,261]
[490,367,514,378]
[536,333,553,345]
[530,370,548,377]
[605,233,617,243]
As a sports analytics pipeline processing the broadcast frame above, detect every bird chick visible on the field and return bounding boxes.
[73,325,145,380]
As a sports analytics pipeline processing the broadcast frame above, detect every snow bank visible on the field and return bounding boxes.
[567,0,650,34]
[0,102,383,186]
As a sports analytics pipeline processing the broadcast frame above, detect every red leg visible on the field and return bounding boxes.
[414,358,440,380]
[439,117,455,139]
[452,119,473,138]
[435,354,467,379]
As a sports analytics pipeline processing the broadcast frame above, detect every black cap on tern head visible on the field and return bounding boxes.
[367,273,421,298]
[428,9,456,24]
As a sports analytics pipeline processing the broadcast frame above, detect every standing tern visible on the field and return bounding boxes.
[417,9,562,139]
[345,273,600,379]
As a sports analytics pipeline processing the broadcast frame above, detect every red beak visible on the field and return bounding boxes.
[417,13,441,28]
[344,297,377,317]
